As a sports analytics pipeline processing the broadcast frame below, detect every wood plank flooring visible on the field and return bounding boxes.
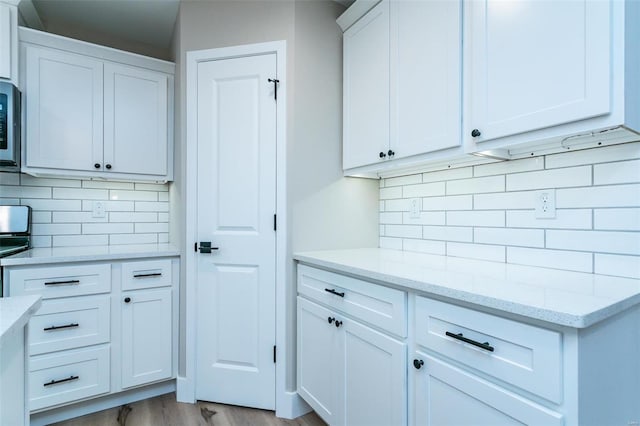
[52,393,326,426]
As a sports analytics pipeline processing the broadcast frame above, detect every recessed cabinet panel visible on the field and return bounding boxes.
[343,0,390,170]
[104,63,168,176]
[0,3,15,81]
[25,45,103,171]
[468,0,611,142]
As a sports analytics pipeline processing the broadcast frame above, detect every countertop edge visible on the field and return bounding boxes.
[0,295,42,345]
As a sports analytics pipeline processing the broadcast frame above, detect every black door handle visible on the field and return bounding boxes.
[198,242,219,253]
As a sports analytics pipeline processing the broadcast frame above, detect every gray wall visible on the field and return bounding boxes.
[172,0,378,392]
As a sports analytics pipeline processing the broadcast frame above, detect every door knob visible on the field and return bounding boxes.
[94,163,101,169]
[413,359,424,369]
[471,129,482,137]
[124,297,131,303]
[328,317,335,324]
[379,151,386,159]
[105,164,112,170]
[197,242,219,253]
[387,150,395,157]
[334,320,343,328]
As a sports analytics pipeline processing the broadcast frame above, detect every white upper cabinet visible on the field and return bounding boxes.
[341,0,463,174]
[0,1,17,83]
[25,46,104,171]
[20,28,175,182]
[343,1,390,170]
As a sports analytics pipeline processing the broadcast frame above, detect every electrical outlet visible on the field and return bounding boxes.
[409,198,421,219]
[92,201,106,218]
[535,190,556,219]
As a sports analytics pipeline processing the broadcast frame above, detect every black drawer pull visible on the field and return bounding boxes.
[133,272,162,278]
[44,279,80,286]
[44,375,79,387]
[324,288,345,298]
[44,323,79,332]
[445,331,494,352]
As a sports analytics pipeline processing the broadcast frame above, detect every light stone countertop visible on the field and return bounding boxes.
[0,244,180,267]
[0,295,41,345]
[294,248,640,328]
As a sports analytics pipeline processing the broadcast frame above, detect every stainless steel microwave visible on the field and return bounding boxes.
[0,81,21,172]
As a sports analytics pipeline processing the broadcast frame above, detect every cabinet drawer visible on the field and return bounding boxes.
[29,295,110,355]
[298,265,406,337]
[121,259,172,290]
[414,296,562,403]
[29,345,110,411]
[9,264,111,299]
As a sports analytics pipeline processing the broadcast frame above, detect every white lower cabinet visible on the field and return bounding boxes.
[297,267,407,426]
[121,288,172,389]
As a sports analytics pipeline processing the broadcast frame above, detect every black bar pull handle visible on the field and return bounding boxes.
[44,323,79,332]
[44,375,79,387]
[445,331,494,352]
[133,272,162,278]
[268,78,280,100]
[44,279,80,286]
[198,242,219,253]
[324,288,345,298]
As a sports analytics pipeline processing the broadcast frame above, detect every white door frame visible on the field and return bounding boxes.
[180,41,290,416]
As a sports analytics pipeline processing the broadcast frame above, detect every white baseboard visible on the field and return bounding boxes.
[30,380,175,426]
[176,375,195,403]
[276,391,312,419]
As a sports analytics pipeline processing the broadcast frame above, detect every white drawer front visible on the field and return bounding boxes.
[29,295,110,355]
[29,345,110,411]
[9,264,111,299]
[414,296,562,403]
[298,264,407,337]
[121,259,172,290]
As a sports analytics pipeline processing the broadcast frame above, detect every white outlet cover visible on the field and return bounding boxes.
[410,198,421,219]
[535,189,556,219]
[92,201,106,218]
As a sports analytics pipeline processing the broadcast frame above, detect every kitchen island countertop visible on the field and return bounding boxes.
[294,248,640,328]
[0,244,180,267]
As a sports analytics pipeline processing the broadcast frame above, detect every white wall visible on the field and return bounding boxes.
[380,142,640,279]
[0,174,170,246]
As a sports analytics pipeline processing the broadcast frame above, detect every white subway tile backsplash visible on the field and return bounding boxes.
[380,142,639,276]
[403,182,445,198]
[403,239,446,255]
[53,211,108,223]
[83,223,133,235]
[422,167,472,183]
[506,209,593,230]
[474,227,544,248]
[547,230,640,255]
[0,172,20,185]
[594,160,640,185]
[32,223,81,235]
[594,208,640,231]
[109,233,158,245]
[135,201,169,212]
[158,192,169,202]
[135,183,169,192]
[506,166,591,191]
[595,254,640,279]
[158,213,169,222]
[446,175,505,195]
[54,234,109,247]
[53,188,108,200]
[447,242,505,262]
[385,224,422,239]
[422,195,472,211]
[82,180,135,190]
[158,233,169,243]
[31,211,52,223]
[135,223,169,233]
[507,247,593,273]
[447,211,505,227]
[110,212,158,223]
[25,199,82,211]
[0,198,19,205]
[402,212,445,226]
[20,175,81,188]
[557,184,640,208]
[384,174,422,187]
[1,186,51,198]
[423,226,473,242]
[82,200,135,212]
[109,190,158,201]
[546,142,640,169]
[31,235,52,248]
[380,187,402,200]
[473,157,544,177]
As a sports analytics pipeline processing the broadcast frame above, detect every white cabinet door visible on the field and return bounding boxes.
[297,297,343,425]
[343,0,390,170]
[412,352,563,426]
[104,63,168,176]
[344,318,406,426]
[467,0,610,144]
[391,0,461,159]
[0,3,15,81]
[121,288,172,389]
[25,45,103,171]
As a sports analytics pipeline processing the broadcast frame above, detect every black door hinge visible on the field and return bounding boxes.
[273,345,277,363]
[273,214,277,231]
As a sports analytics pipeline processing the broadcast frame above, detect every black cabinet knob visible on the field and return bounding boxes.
[413,359,424,369]
[379,151,387,159]
[124,297,131,303]
[471,129,482,137]
[94,163,101,169]
[105,164,112,170]
[335,320,343,328]
[387,150,395,157]
[328,317,335,324]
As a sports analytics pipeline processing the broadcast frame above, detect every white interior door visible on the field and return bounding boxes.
[195,53,277,410]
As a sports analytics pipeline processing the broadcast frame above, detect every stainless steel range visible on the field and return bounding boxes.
[0,205,31,296]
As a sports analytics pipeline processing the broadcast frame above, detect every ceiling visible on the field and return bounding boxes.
[20,0,353,60]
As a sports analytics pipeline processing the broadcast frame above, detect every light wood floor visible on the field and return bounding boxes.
[52,393,326,426]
